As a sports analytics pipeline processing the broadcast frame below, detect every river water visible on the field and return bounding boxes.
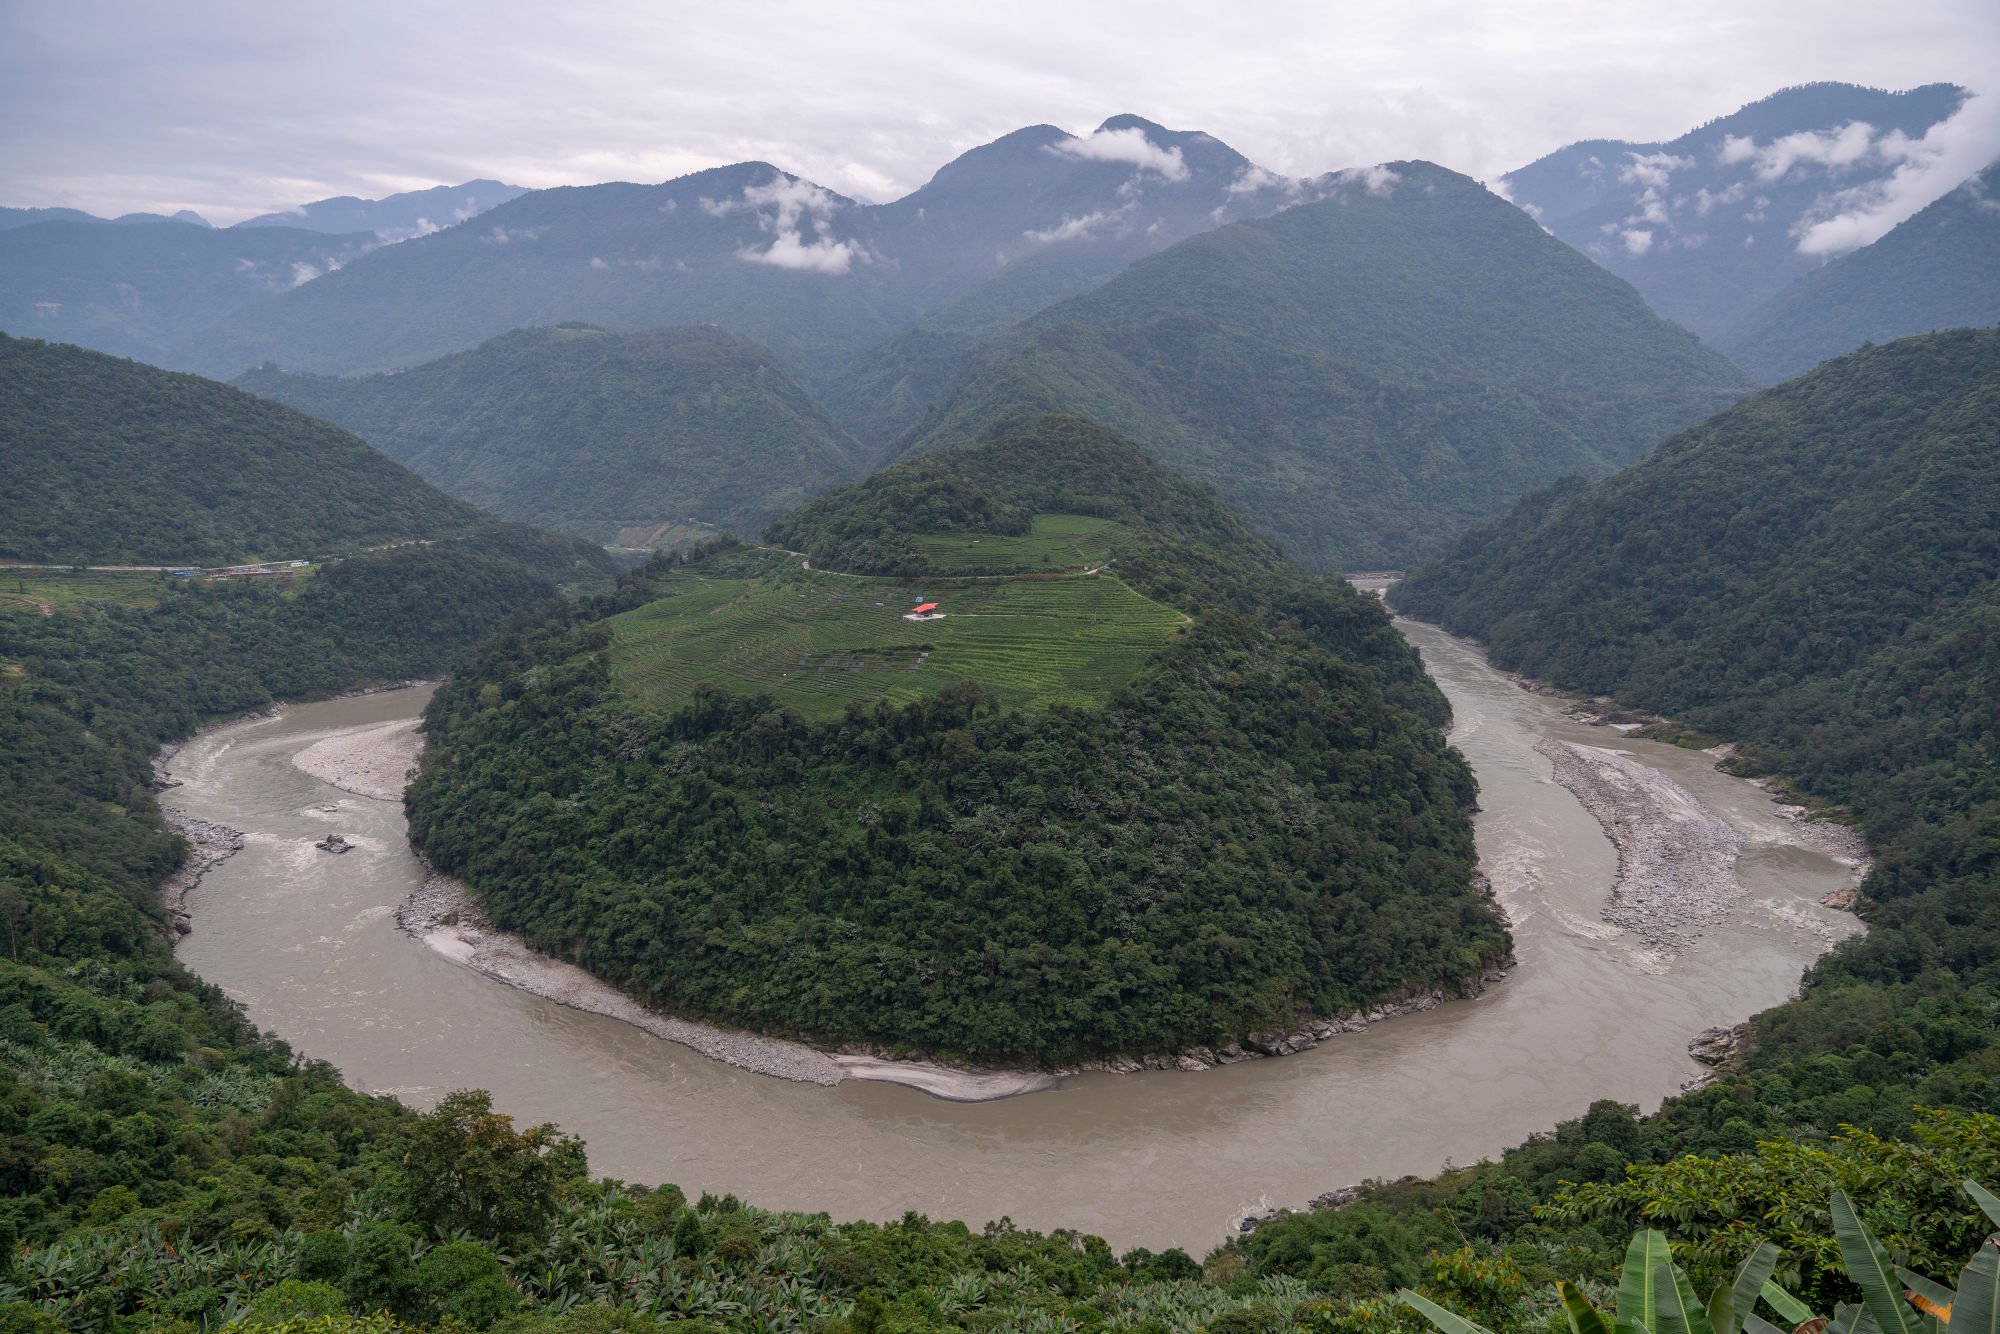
[170,619,1858,1254]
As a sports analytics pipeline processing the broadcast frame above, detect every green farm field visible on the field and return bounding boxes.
[608,556,1186,718]
[0,568,173,615]
[910,513,1128,573]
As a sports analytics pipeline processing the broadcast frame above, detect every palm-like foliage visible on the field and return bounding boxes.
[1401,1183,2000,1334]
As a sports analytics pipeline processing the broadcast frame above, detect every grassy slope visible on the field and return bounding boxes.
[608,546,1184,719]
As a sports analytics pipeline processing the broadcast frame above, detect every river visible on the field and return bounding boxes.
[168,618,1859,1254]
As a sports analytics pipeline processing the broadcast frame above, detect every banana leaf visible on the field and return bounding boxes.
[1563,1281,1619,1334]
[1763,1282,1818,1326]
[1714,1243,1785,1334]
[1399,1288,1501,1334]
[1833,1190,1915,1334]
[1967,1184,2000,1236]
[1621,1231,1675,1334]
[1954,1245,2000,1334]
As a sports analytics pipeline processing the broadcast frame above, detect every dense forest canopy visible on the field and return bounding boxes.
[894,162,1750,570]
[0,335,496,564]
[237,324,867,544]
[1246,329,2000,1320]
[407,415,1507,1064]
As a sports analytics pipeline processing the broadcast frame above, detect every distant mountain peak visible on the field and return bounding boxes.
[1095,113,1171,137]
[1501,81,1976,337]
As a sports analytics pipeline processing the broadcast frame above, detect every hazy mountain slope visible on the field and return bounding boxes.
[900,161,1752,570]
[1716,162,2000,380]
[0,207,213,230]
[1504,82,1967,340]
[1392,329,2000,820]
[237,324,865,543]
[172,118,1298,389]
[233,179,526,239]
[0,220,373,363]
[410,413,1505,1065]
[0,334,495,564]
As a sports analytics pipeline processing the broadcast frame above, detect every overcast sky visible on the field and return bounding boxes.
[4,0,1997,224]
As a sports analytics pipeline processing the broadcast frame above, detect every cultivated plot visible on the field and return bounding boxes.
[608,560,1185,719]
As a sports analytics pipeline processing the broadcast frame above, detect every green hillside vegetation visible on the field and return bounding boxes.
[1242,330,2000,1308]
[2,344,1995,1334]
[610,549,1184,719]
[237,324,867,544]
[0,567,182,614]
[897,161,1751,570]
[407,415,1507,1064]
[0,335,494,564]
[1717,163,2000,381]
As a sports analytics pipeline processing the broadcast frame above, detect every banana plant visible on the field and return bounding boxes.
[1401,1182,2000,1334]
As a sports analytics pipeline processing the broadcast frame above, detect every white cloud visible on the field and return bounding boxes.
[1046,126,1188,181]
[1621,228,1654,254]
[1023,208,1124,243]
[718,172,868,273]
[1718,134,1758,165]
[1693,181,1744,215]
[1617,151,1692,189]
[481,223,546,243]
[1327,163,1400,197]
[375,215,440,243]
[1227,163,1303,198]
[1746,120,1880,180]
[1791,93,2000,254]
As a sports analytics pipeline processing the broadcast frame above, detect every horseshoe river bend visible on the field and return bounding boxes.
[163,614,1863,1254]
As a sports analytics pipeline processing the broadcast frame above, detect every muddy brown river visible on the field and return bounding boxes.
[169,618,1859,1254]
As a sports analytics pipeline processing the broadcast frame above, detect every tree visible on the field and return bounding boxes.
[401,1089,583,1242]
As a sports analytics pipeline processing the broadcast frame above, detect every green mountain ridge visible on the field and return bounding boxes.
[167,119,1304,392]
[0,335,512,565]
[896,160,1752,570]
[236,323,866,544]
[407,413,1507,1064]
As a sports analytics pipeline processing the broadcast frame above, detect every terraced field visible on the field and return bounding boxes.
[0,568,171,614]
[912,514,1128,574]
[608,558,1186,719]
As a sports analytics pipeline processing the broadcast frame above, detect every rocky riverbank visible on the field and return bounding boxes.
[155,809,245,944]
[1535,738,1747,952]
[396,868,1062,1100]
[1065,958,1515,1076]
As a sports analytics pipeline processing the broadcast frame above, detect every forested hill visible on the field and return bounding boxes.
[408,414,1508,1065]
[237,324,866,544]
[1392,326,1999,787]
[1384,332,2000,1212]
[896,161,1751,571]
[1717,161,2000,382]
[0,335,499,565]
